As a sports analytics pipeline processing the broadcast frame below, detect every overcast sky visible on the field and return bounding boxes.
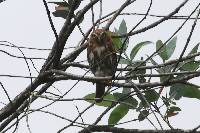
[0,0,200,133]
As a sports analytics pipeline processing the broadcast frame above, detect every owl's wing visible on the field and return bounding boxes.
[105,52,117,75]
[87,46,95,74]
[104,42,117,76]
[87,45,101,75]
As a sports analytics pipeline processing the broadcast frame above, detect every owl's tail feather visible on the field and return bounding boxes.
[95,83,105,103]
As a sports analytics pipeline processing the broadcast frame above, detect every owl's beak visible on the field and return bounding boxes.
[97,36,101,43]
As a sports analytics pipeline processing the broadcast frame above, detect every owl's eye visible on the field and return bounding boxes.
[100,32,107,40]
[91,33,98,39]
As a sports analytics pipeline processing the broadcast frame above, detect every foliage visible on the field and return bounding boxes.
[83,19,200,125]
[1,1,200,132]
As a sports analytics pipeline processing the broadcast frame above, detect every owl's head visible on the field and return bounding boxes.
[89,29,110,45]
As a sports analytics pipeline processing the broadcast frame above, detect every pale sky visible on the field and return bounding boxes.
[0,0,200,132]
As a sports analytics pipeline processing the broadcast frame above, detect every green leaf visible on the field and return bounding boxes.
[170,83,200,100]
[179,61,200,71]
[144,90,159,102]
[108,104,129,125]
[183,43,200,62]
[166,37,177,59]
[188,43,199,56]
[125,97,138,109]
[119,19,127,35]
[156,40,167,61]
[113,25,128,52]
[113,93,138,109]
[119,19,128,44]
[138,110,149,121]
[130,41,152,60]
[111,32,122,52]
[84,93,95,103]
[168,106,181,112]
[156,37,177,61]
[84,93,115,107]
[166,106,181,117]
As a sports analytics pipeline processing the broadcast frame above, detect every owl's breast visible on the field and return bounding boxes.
[93,45,106,57]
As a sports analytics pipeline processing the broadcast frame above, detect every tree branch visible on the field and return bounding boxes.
[79,125,200,133]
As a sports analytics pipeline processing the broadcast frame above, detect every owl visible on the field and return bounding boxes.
[87,29,117,102]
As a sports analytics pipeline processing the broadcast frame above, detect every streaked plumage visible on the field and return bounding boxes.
[87,29,117,102]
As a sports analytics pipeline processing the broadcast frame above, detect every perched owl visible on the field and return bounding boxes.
[87,29,117,102]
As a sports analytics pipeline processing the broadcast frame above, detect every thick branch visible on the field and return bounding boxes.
[0,76,43,122]
[79,125,200,133]
[49,69,200,88]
